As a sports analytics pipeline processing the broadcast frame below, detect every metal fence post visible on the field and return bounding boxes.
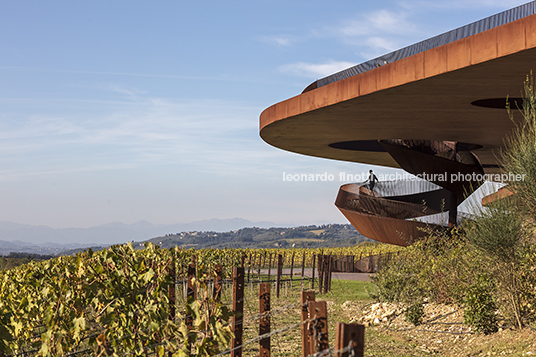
[276,254,283,298]
[231,267,245,357]
[335,323,365,357]
[300,291,315,357]
[309,301,329,354]
[259,283,271,357]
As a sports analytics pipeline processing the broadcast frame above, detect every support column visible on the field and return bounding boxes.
[448,192,458,228]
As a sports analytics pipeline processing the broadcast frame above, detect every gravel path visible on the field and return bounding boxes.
[256,268,372,281]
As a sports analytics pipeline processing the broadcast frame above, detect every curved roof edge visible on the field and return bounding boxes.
[306,1,536,91]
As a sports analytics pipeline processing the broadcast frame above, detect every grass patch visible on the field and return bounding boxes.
[308,229,326,235]
[328,279,373,303]
[217,277,536,356]
[283,238,323,243]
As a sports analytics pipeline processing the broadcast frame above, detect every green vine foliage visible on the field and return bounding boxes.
[0,243,400,356]
[0,243,235,356]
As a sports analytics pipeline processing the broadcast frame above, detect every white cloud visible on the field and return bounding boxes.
[338,9,418,37]
[360,37,400,59]
[317,8,425,61]
[262,35,294,47]
[0,94,268,181]
[278,60,356,78]
[104,83,147,97]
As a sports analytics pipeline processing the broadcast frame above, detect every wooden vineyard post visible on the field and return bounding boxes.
[309,301,329,354]
[335,323,365,357]
[191,254,197,271]
[267,253,272,283]
[323,255,330,294]
[300,291,315,357]
[301,253,306,290]
[259,283,271,357]
[311,254,316,290]
[185,259,196,355]
[248,253,252,282]
[328,255,334,291]
[213,264,223,301]
[231,267,245,357]
[318,255,324,294]
[168,256,176,357]
[258,253,262,283]
[276,254,283,298]
[241,255,245,268]
[168,256,176,321]
[289,252,295,288]
[187,261,196,300]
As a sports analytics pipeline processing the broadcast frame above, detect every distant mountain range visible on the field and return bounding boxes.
[0,218,287,255]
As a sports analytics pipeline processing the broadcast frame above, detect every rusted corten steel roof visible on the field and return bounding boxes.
[260,8,536,174]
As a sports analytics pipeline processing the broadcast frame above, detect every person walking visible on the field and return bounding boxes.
[365,169,378,191]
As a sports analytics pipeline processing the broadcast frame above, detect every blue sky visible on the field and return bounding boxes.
[0,0,528,229]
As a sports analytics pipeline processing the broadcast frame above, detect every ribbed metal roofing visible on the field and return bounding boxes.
[313,1,536,90]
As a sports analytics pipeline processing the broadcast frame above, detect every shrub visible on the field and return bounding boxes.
[368,252,424,304]
[463,278,498,334]
[405,302,424,326]
[464,191,529,328]
[370,229,476,305]
[502,73,536,223]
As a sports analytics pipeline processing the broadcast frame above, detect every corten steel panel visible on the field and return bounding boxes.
[356,68,378,97]
[388,53,425,88]
[377,62,394,90]
[346,75,360,101]
[261,105,277,129]
[424,45,448,78]
[299,90,318,114]
[527,16,536,48]
[447,37,472,72]
[497,20,527,57]
[470,28,498,64]
[287,96,301,118]
[328,79,350,105]
[274,101,288,122]
[334,182,454,246]
[337,207,431,246]
[413,52,426,81]
[482,186,514,206]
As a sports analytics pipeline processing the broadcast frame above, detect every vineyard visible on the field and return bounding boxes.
[0,242,398,356]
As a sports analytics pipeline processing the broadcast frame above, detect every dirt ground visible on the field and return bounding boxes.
[341,300,536,356]
[234,279,535,357]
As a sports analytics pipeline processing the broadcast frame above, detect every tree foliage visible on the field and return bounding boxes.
[371,74,536,332]
[502,73,536,222]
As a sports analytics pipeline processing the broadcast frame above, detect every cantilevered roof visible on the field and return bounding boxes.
[260,2,536,173]
[314,2,536,90]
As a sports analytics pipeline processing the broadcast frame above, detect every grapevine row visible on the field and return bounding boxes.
[0,242,399,356]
